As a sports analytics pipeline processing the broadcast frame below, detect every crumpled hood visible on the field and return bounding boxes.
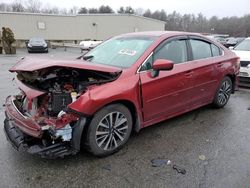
[9,56,122,73]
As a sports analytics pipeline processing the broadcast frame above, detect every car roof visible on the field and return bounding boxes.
[118,31,202,38]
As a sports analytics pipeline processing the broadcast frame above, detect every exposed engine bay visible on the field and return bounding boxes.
[10,67,120,151]
[3,55,122,158]
[16,67,119,118]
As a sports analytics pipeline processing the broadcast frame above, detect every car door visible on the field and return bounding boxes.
[139,37,195,122]
[188,37,223,106]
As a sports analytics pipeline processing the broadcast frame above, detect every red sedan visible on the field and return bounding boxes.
[4,31,240,158]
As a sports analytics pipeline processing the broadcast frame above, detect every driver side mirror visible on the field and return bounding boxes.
[152,59,174,71]
[150,59,174,78]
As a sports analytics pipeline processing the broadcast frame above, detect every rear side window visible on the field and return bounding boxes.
[211,44,221,56]
[154,40,188,64]
[190,39,212,60]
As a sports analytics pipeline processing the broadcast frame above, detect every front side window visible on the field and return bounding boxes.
[154,40,188,64]
[190,39,212,60]
[83,36,155,68]
[139,39,188,71]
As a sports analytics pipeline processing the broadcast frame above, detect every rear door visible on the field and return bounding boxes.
[187,37,224,106]
[139,36,195,122]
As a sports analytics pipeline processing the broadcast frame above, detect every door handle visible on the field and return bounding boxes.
[184,71,193,77]
[217,62,223,67]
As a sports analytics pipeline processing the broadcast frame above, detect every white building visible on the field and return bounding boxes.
[0,12,165,41]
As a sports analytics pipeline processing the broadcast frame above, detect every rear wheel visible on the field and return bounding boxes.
[212,76,232,108]
[86,104,132,156]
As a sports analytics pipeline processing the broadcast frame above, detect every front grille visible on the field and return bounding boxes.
[239,72,249,77]
[240,61,250,67]
[32,46,45,49]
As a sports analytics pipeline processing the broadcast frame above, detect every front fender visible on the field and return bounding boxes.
[68,74,142,117]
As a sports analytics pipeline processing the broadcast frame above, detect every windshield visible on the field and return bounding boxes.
[83,36,156,68]
[234,39,250,51]
[30,38,45,43]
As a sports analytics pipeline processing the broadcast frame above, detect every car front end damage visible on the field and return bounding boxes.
[4,95,86,159]
[3,57,121,158]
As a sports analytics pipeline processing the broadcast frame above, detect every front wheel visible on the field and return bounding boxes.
[212,76,232,108]
[85,104,132,157]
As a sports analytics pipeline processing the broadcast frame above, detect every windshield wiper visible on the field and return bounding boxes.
[76,55,94,61]
[82,55,94,61]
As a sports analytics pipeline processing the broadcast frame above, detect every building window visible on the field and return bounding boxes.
[37,22,46,30]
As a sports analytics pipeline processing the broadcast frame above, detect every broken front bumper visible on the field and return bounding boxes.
[4,96,87,159]
[4,117,77,158]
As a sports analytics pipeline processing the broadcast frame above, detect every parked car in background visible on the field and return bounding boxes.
[27,37,48,53]
[226,37,238,48]
[236,37,246,44]
[226,37,245,48]
[4,31,239,159]
[207,35,227,47]
[215,37,227,46]
[79,40,102,51]
[231,37,250,86]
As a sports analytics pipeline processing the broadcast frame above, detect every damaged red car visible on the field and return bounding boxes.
[4,31,240,158]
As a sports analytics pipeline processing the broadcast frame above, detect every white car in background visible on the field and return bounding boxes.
[231,38,250,85]
[79,40,102,51]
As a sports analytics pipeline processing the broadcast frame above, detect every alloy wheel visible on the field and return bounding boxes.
[95,111,129,151]
[217,80,231,105]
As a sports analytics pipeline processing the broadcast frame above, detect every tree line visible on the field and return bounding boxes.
[1,0,249,37]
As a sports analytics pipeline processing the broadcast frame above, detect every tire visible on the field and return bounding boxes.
[85,104,132,157]
[212,76,232,108]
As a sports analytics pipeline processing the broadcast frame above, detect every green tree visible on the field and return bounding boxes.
[143,9,152,18]
[78,7,88,14]
[11,1,25,12]
[98,5,114,13]
[117,6,125,13]
[88,8,98,14]
[124,6,134,14]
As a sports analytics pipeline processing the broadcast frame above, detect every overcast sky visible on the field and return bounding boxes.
[1,0,250,18]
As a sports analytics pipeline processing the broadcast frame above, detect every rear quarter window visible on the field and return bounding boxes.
[211,44,221,57]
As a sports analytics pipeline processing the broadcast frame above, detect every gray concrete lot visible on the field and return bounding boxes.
[0,48,250,188]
